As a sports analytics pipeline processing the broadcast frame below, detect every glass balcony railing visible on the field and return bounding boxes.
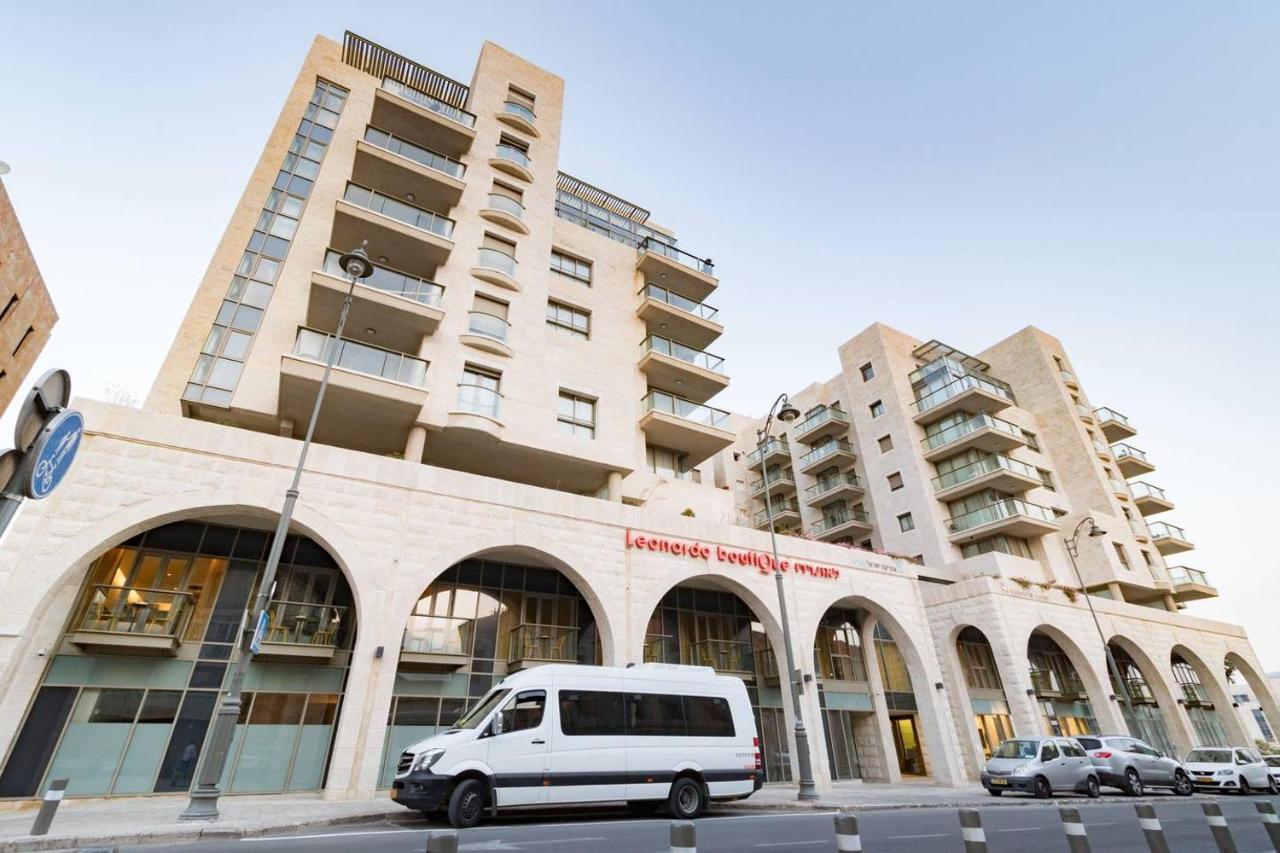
[643,390,730,429]
[799,439,855,469]
[402,615,473,656]
[920,412,1021,452]
[749,468,795,493]
[1129,481,1168,502]
[913,373,1014,415]
[642,283,719,322]
[502,101,536,123]
[805,472,863,500]
[75,585,193,638]
[754,501,800,526]
[263,600,346,647]
[932,453,1038,492]
[643,335,725,373]
[293,327,428,387]
[1095,407,1131,428]
[1149,521,1188,542]
[1168,566,1210,587]
[467,311,509,341]
[476,247,517,277]
[343,183,455,238]
[1111,443,1150,464]
[381,78,476,128]
[362,126,465,179]
[745,437,790,466]
[813,507,871,534]
[1075,403,1092,419]
[1180,682,1212,706]
[795,406,849,436]
[690,639,752,674]
[637,236,714,276]
[494,143,531,169]
[457,383,502,419]
[322,250,443,306]
[1130,518,1149,538]
[948,498,1056,533]
[1109,478,1130,495]
[506,624,578,664]
[486,193,524,219]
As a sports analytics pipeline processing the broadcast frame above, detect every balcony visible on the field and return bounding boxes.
[798,439,856,474]
[70,585,193,655]
[636,283,722,350]
[1119,678,1158,705]
[1179,682,1213,708]
[335,184,454,273]
[749,468,796,499]
[1060,370,1079,389]
[638,335,729,403]
[804,472,865,506]
[1149,521,1193,555]
[1110,478,1131,499]
[639,390,734,467]
[311,251,444,353]
[257,601,346,661]
[811,507,873,541]
[479,193,529,235]
[792,406,849,444]
[1111,443,1155,477]
[496,100,538,136]
[932,453,1041,501]
[1095,407,1137,442]
[280,328,428,454]
[491,142,533,182]
[1030,669,1087,699]
[461,311,513,357]
[1093,439,1113,459]
[1167,567,1217,602]
[355,127,465,213]
[1130,481,1174,516]
[636,237,717,303]
[1075,403,1093,422]
[947,498,1060,542]
[507,624,578,671]
[690,639,753,677]
[1130,517,1150,542]
[399,615,473,670]
[745,437,791,471]
[912,374,1015,423]
[447,382,505,440]
[754,499,801,530]
[920,412,1025,461]
[373,78,476,158]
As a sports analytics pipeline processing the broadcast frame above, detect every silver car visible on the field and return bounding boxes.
[981,736,1101,798]
[1075,735,1194,796]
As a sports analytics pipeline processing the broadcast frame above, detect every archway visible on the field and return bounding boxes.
[1107,638,1179,756]
[954,626,1016,760]
[1170,647,1237,747]
[0,517,358,799]
[1225,651,1280,746]
[1026,628,1105,737]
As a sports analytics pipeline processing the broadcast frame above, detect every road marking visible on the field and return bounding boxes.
[755,841,828,847]
[998,827,1041,832]
[241,828,427,842]
[518,839,607,846]
[889,833,949,839]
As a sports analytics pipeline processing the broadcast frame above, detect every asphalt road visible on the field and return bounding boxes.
[125,794,1280,853]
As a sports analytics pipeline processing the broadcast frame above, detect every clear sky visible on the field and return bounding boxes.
[2,2,1278,670]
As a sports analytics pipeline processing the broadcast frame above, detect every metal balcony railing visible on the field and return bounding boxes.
[263,600,346,647]
[920,412,1021,452]
[690,639,752,675]
[467,311,509,341]
[1149,521,1188,542]
[293,328,428,387]
[754,500,800,526]
[1129,481,1168,502]
[457,383,502,419]
[931,453,1038,492]
[476,247,517,277]
[494,143,530,169]
[813,507,872,534]
[502,101,536,123]
[1094,407,1131,429]
[643,390,730,429]
[643,335,725,373]
[642,283,719,322]
[402,615,473,656]
[805,472,863,500]
[745,437,790,467]
[795,406,848,436]
[322,250,443,306]
[1168,566,1210,586]
[749,468,795,493]
[1111,443,1151,464]
[913,373,1014,415]
[948,498,1055,533]
[363,126,465,179]
[486,193,524,219]
[75,585,193,638]
[1180,682,1212,706]
[506,624,578,664]
[343,183,454,238]
[381,77,476,128]
[637,236,714,276]
[799,439,855,469]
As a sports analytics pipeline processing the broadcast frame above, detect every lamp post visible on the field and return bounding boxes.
[1063,517,1134,719]
[181,242,373,820]
[756,393,818,801]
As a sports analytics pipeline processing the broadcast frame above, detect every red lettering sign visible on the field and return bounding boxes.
[625,530,839,580]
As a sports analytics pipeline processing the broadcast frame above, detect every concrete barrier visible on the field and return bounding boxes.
[29,777,68,837]
[834,810,861,852]
[425,829,459,853]
[671,820,696,853]
[1201,802,1238,853]
[1135,803,1171,853]
[1257,800,1280,851]
[958,808,987,853]
[1059,807,1092,853]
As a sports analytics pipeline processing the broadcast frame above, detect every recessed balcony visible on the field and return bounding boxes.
[311,251,444,353]
[947,498,1060,542]
[491,143,533,182]
[1110,478,1131,499]
[496,100,538,136]
[507,624,578,671]
[636,237,717,303]
[1149,521,1193,555]
[804,472,865,506]
[355,127,465,213]
[1030,669,1087,701]
[754,499,801,530]
[919,412,1025,461]
[639,390,733,467]
[932,453,1042,501]
[461,311,513,357]
[256,600,346,661]
[1111,443,1155,477]
[1075,403,1094,422]
[479,193,529,235]
[373,79,476,158]
[1095,407,1137,442]
[912,374,1015,423]
[812,507,873,541]
[636,283,722,350]
[1060,370,1080,390]
[70,585,193,655]
[1167,566,1217,602]
[792,406,849,444]
[1130,481,1174,516]
[471,247,520,291]
[690,639,754,677]
[798,439,856,474]
[335,184,454,273]
[749,468,796,499]
[745,437,791,471]
[638,335,728,403]
[1093,439,1113,460]
[399,615,474,671]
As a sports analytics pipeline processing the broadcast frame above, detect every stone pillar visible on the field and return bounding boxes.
[1107,582,1124,601]
[606,471,622,502]
[1162,594,1177,612]
[860,619,902,783]
[278,418,294,437]
[403,424,427,464]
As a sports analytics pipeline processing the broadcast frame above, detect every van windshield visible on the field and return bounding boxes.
[452,689,511,729]
[992,740,1040,759]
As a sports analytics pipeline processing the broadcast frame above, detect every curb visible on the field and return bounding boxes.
[711,792,1220,815]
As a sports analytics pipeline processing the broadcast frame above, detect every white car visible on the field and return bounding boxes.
[1266,755,1280,786]
[1183,746,1279,794]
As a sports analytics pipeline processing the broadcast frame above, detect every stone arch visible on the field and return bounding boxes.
[947,624,1019,773]
[1225,649,1280,740]
[1023,623,1119,733]
[1107,634,1194,756]
[1170,644,1249,745]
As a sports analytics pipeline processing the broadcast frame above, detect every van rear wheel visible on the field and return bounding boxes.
[447,778,486,829]
[668,777,705,819]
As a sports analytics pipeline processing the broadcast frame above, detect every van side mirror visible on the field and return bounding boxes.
[491,714,504,736]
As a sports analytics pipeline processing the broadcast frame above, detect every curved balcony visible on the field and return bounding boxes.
[1130,481,1174,516]
[920,412,1025,461]
[491,143,533,181]
[798,439,856,474]
[1149,521,1193,555]
[313,250,444,352]
[947,498,1059,542]
[639,335,728,403]
[745,437,791,471]
[932,453,1041,501]
[375,78,476,158]
[356,126,465,212]
[472,247,520,291]
[336,183,454,271]
[480,193,529,234]
[804,472,865,506]
[497,100,538,136]
[1111,443,1155,477]
[792,406,849,444]
[812,507,873,542]
[461,311,513,357]
[912,374,1014,423]
[636,237,717,303]
[639,390,733,467]
[636,283,722,350]
[1095,407,1137,442]
[70,585,193,655]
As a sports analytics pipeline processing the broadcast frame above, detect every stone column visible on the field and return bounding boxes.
[860,619,902,783]
[403,424,427,464]
[606,471,622,502]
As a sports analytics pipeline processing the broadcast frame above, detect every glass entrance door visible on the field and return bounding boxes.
[892,716,926,776]
[823,709,863,780]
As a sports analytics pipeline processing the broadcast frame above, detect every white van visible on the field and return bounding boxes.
[390,663,762,827]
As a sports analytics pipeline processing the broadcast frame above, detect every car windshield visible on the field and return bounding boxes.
[1186,748,1232,764]
[992,740,1040,759]
[1265,757,1280,768]
[451,689,511,729]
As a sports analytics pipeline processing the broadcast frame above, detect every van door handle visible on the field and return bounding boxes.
[531,739,546,744]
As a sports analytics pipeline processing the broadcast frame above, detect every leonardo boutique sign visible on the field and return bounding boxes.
[625,529,841,580]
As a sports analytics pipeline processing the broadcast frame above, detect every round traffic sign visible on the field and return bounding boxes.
[14,369,72,452]
[25,409,83,500]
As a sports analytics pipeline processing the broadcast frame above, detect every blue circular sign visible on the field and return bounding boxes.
[26,409,83,500]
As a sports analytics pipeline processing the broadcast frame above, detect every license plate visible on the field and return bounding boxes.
[991,777,1009,786]
[390,788,398,800]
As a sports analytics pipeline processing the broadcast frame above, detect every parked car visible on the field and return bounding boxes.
[1183,746,1279,794]
[390,663,762,827]
[1075,735,1194,796]
[1265,755,1280,787]
[981,736,1101,798]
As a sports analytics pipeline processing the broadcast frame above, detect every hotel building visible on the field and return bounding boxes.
[0,32,1273,803]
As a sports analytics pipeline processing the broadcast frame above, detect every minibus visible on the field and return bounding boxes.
[390,663,762,827]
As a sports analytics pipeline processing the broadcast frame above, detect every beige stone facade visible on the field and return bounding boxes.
[0,180,58,413]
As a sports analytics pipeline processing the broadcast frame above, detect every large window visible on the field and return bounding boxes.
[557,391,596,438]
[646,445,692,480]
[546,299,590,339]
[550,250,592,286]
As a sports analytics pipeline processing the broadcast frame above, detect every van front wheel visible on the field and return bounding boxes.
[448,778,486,829]
[668,777,705,819]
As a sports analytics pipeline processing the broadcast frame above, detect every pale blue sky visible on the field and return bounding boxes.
[2,2,1278,669]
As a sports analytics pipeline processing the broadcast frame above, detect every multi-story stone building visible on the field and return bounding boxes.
[0,178,58,413]
[0,32,1273,805]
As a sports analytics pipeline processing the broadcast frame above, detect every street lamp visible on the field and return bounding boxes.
[1063,517,1135,717]
[756,393,818,801]
[181,242,373,820]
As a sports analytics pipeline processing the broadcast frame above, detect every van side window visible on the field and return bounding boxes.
[559,690,625,736]
[1040,742,1059,761]
[628,693,686,736]
[683,696,735,737]
[499,690,545,734]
